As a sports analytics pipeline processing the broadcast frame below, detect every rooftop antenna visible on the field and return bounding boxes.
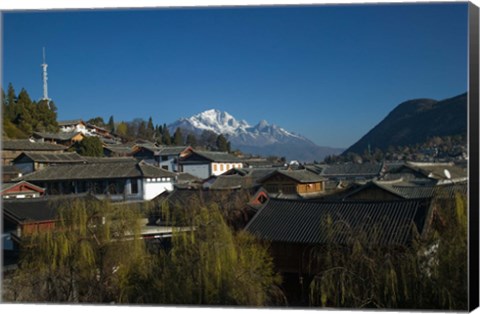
[41,47,51,104]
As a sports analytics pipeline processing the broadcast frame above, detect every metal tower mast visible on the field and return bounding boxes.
[41,47,50,103]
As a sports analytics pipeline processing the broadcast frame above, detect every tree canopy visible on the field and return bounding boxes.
[2,83,59,138]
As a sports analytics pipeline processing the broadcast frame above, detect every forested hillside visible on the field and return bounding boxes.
[2,83,59,139]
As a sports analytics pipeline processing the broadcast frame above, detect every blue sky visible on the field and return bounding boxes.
[2,3,469,148]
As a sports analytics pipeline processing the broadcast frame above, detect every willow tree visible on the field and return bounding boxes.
[308,193,468,310]
[4,198,153,303]
[153,204,284,306]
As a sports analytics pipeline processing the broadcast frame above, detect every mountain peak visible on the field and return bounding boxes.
[167,109,343,161]
[180,109,249,135]
[257,119,269,128]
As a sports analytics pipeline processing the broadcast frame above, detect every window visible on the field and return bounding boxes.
[162,166,169,170]
[131,179,139,194]
[213,164,218,172]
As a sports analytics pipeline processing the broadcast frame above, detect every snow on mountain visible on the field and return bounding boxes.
[181,109,251,135]
[168,109,344,161]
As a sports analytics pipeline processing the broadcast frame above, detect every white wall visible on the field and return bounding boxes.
[142,178,174,200]
[211,162,243,176]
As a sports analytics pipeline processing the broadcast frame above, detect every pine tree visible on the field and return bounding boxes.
[186,133,197,147]
[74,137,104,157]
[154,124,163,144]
[5,83,17,121]
[216,134,229,152]
[137,120,148,139]
[107,116,115,133]
[162,124,172,145]
[173,128,183,146]
[146,117,155,140]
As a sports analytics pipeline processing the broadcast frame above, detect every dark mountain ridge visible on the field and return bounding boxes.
[344,92,467,155]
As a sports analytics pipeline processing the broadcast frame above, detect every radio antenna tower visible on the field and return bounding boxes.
[41,47,51,103]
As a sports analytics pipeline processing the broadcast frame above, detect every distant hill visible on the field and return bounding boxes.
[168,109,343,162]
[344,93,467,155]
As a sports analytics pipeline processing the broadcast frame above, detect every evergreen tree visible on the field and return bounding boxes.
[107,115,115,133]
[173,128,183,146]
[162,124,172,145]
[1,88,6,117]
[15,88,35,134]
[137,120,148,139]
[35,99,58,132]
[74,137,104,157]
[186,133,197,147]
[5,82,17,121]
[154,124,163,144]
[216,134,229,152]
[200,130,217,150]
[87,117,105,127]
[146,117,155,140]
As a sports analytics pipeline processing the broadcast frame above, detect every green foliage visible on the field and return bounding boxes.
[173,127,183,145]
[5,199,151,303]
[308,194,468,310]
[87,116,105,127]
[115,121,128,136]
[216,134,230,152]
[2,118,28,139]
[154,204,284,306]
[146,117,155,139]
[2,83,59,138]
[162,124,172,145]
[73,136,104,157]
[186,133,197,147]
[107,115,115,133]
[4,193,282,306]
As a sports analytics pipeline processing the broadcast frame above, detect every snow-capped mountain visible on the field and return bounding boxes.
[168,109,343,162]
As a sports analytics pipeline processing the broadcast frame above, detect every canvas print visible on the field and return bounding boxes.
[1,1,477,311]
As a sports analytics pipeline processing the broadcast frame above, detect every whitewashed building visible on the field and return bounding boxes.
[179,150,243,179]
[16,158,175,201]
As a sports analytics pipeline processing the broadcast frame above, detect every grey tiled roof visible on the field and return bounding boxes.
[243,168,279,182]
[208,175,257,190]
[83,156,137,163]
[380,181,467,200]
[405,162,467,180]
[321,163,384,176]
[245,198,431,246]
[344,180,467,201]
[258,169,326,184]
[175,172,202,183]
[16,160,175,181]
[2,165,21,174]
[133,143,159,152]
[13,152,86,163]
[104,144,134,154]
[33,131,82,141]
[194,151,242,163]
[3,195,96,223]
[157,146,190,156]
[2,140,67,151]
